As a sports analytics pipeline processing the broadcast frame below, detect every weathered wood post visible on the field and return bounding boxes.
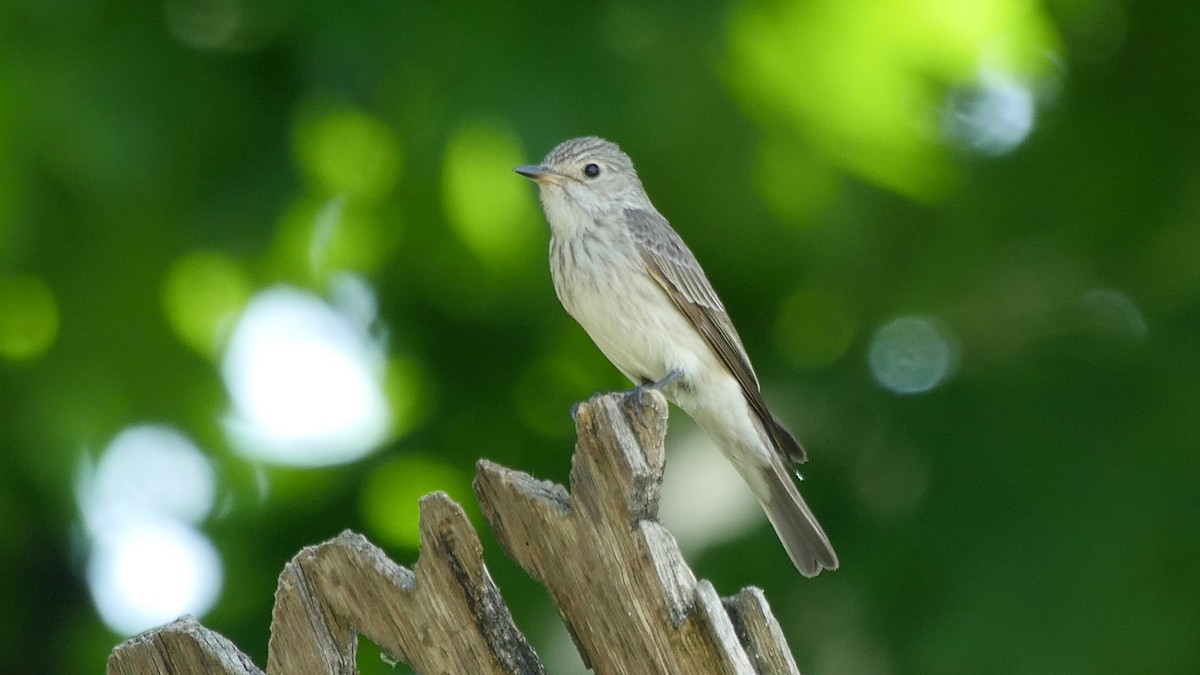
[107,392,801,674]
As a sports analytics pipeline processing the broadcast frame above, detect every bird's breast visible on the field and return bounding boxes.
[549,232,717,388]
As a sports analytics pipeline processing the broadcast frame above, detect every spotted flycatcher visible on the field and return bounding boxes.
[515,136,837,576]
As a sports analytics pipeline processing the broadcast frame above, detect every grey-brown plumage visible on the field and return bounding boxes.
[624,208,808,466]
[515,136,838,576]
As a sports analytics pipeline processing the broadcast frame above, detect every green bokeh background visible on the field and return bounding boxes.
[2,1,1198,673]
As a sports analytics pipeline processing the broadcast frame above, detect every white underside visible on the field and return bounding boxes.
[551,232,774,493]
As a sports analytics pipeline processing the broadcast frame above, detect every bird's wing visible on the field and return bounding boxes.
[624,207,807,464]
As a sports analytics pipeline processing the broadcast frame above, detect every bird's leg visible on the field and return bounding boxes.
[624,369,683,423]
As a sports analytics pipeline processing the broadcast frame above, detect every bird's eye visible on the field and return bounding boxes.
[583,163,601,178]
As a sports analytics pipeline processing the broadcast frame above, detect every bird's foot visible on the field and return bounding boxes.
[623,370,682,424]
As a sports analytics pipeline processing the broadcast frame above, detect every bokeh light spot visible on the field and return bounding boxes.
[162,251,251,358]
[221,285,392,466]
[1078,288,1148,343]
[87,518,222,636]
[943,69,1037,156]
[295,106,402,202]
[724,0,1060,200]
[360,456,470,549]
[77,424,222,637]
[442,121,539,270]
[868,315,957,394]
[163,0,250,52]
[81,425,217,531]
[273,197,399,283]
[659,424,762,554]
[0,274,59,362]
[775,287,857,370]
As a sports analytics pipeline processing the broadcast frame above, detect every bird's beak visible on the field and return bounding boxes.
[514,164,565,185]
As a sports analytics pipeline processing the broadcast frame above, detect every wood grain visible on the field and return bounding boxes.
[106,392,800,674]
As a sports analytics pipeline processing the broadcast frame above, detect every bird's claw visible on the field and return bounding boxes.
[623,370,682,426]
[624,384,650,408]
[624,385,652,426]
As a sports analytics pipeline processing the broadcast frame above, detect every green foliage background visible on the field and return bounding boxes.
[2,1,1198,672]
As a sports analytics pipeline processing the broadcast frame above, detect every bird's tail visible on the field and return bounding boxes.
[758,452,838,577]
[689,406,838,576]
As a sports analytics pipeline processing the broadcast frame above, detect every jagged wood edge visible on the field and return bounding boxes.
[266,495,542,675]
[108,495,542,675]
[474,391,800,675]
[107,615,263,675]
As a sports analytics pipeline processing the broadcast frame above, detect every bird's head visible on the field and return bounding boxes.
[515,137,651,222]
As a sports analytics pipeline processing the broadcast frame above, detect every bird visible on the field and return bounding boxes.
[514,136,838,576]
